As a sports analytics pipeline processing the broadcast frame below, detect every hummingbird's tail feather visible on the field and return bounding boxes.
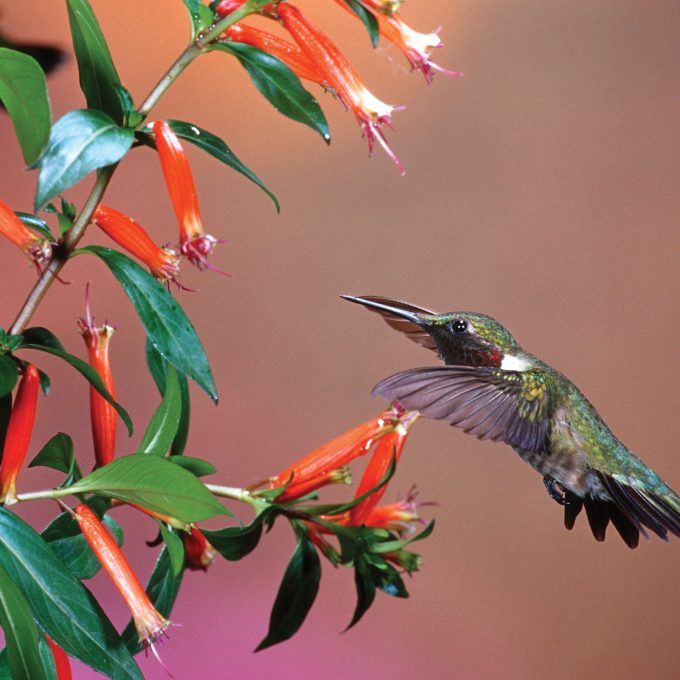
[598,474,680,541]
[563,490,642,548]
[564,473,680,548]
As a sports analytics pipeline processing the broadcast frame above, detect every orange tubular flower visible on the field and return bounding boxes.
[0,198,51,267]
[73,504,170,652]
[267,407,404,502]
[77,296,117,469]
[153,120,226,274]
[0,364,40,504]
[349,410,419,526]
[92,205,180,284]
[224,23,328,86]
[45,636,72,680]
[183,527,217,571]
[277,3,405,174]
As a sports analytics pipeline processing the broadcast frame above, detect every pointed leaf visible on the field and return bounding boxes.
[121,546,183,654]
[146,339,190,454]
[0,508,142,679]
[167,455,216,477]
[21,327,65,351]
[138,365,180,455]
[202,512,273,562]
[0,561,46,680]
[66,0,126,122]
[29,433,82,486]
[0,356,18,399]
[214,42,329,143]
[82,246,217,401]
[256,530,321,650]
[16,213,53,241]
[347,553,377,630]
[35,109,133,210]
[159,524,184,577]
[18,342,133,435]
[0,48,51,165]
[66,454,230,522]
[342,0,379,47]
[139,120,279,211]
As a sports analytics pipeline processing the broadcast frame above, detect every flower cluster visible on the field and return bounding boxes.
[216,0,459,173]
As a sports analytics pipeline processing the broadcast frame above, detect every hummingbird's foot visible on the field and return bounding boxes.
[543,476,568,505]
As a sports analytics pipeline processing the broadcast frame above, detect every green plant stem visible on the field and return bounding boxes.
[9,167,116,335]
[205,483,257,506]
[14,487,73,503]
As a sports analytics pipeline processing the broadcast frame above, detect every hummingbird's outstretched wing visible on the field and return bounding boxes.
[341,296,439,353]
[373,366,552,454]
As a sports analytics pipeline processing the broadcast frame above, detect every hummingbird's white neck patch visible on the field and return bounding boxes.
[501,353,530,371]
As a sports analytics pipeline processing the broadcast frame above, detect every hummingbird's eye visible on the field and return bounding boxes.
[451,319,468,334]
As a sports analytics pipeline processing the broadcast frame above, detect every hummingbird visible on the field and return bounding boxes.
[342,294,680,548]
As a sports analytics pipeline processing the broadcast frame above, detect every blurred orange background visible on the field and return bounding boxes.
[1,1,679,678]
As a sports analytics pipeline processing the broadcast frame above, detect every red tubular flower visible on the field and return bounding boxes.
[183,527,217,571]
[349,410,419,526]
[0,198,51,267]
[364,486,434,536]
[372,12,462,83]
[92,205,180,283]
[73,504,170,652]
[77,295,117,469]
[153,120,227,274]
[277,3,405,174]
[224,23,328,85]
[0,364,40,504]
[45,636,72,680]
[267,407,404,502]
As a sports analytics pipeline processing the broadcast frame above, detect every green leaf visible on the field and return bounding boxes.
[168,455,216,477]
[21,327,64,351]
[138,365,180,455]
[16,213,53,241]
[342,0,379,47]
[139,120,280,212]
[202,511,273,562]
[66,0,126,122]
[0,356,18,399]
[18,342,133,435]
[42,499,123,580]
[214,42,330,143]
[66,454,230,523]
[159,524,184,578]
[82,246,217,402]
[145,339,190,455]
[0,48,51,165]
[183,0,215,40]
[35,109,133,210]
[0,561,46,680]
[121,546,183,654]
[0,508,142,679]
[256,527,321,650]
[29,433,82,486]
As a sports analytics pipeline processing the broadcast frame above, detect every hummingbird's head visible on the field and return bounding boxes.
[342,295,522,368]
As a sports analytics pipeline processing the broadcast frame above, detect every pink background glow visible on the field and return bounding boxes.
[1,2,680,678]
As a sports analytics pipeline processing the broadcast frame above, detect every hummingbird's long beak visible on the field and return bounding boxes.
[340,295,427,325]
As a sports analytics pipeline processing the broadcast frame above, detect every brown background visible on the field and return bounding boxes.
[1,1,679,678]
